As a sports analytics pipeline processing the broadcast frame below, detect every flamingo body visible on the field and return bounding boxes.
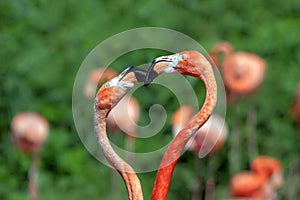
[222,52,266,95]
[172,106,228,156]
[187,114,228,156]
[107,95,140,138]
[230,156,283,199]
[251,156,283,189]
[210,41,266,97]
[230,171,269,198]
[11,112,49,153]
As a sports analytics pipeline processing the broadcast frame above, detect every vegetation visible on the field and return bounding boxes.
[1,0,299,199]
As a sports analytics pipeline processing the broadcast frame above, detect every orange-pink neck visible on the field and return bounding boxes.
[94,105,143,200]
[151,53,217,200]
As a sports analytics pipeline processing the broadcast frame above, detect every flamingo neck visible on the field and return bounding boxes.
[210,42,234,67]
[151,61,217,200]
[94,105,143,200]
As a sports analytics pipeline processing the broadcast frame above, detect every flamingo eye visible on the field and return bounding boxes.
[104,77,119,88]
[105,83,110,88]
[181,54,188,60]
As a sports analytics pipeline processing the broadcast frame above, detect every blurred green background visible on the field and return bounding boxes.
[1,0,300,199]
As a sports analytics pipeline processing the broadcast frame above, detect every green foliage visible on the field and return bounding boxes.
[1,0,300,199]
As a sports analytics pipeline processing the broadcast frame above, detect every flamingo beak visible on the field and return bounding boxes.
[119,66,147,83]
[144,60,160,85]
[144,54,184,85]
[103,66,146,90]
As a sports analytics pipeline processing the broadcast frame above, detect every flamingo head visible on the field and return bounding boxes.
[144,50,212,85]
[95,66,146,111]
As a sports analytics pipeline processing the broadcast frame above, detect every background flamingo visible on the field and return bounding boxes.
[230,171,271,199]
[251,156,283,191]
[172,105,228,200]
[210,41,266,102]
[210,41,267,175]
[10,112,49,200]
[230,155,283,199]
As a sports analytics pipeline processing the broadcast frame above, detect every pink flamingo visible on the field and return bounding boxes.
[230,171,271,199]
[11,112,49,200]
[94,66,145,200]
[230,156,283,199]
[145,50,217,200]
[210,41,266,101]
[251,156,283,190]
[210,41,267,173]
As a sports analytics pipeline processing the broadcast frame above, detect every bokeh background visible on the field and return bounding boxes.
[1,0,300,199]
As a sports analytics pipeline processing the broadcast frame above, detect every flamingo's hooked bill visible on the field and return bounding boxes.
[144,59,171,85]
[119,66,147,83]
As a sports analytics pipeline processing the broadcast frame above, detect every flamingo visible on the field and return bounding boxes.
[171,106,228,200]
[145,50,217,200]
[230,171,272,199]
[230,156,283,199]
[251,156,283,190]
[10,112,49,200]
[210,41,266,101]
[94,66,146,200]
[210,41,267,173]
[85,67,141,152]
[172,106,227,156]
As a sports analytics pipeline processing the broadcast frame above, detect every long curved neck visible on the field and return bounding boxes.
[210,42,234,67]
[94,105,143,200]
[151,59,217,200]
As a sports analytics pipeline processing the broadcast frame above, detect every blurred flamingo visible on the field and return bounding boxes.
[85,67,140,152]
[171,105,228,157]
[171,105,228,200]
[145,50,217,200]
[11,112,49,200]
[251,156,283,190]
[210,41,266,101]
[230,171,272,199]
[230,155,283,199]
[210,41,267,174]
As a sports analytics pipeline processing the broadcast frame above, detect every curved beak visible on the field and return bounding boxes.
[144,61,160,85]
[144,54,182,85]
[119,66,147,83]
